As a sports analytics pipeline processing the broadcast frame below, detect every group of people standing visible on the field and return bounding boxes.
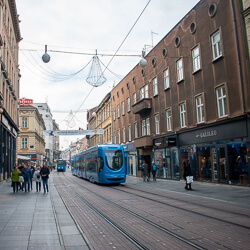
[11,163,50,193]
[141,160,157,182]
[141,159,193,190]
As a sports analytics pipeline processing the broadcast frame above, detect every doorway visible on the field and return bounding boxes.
[217,146,227,183]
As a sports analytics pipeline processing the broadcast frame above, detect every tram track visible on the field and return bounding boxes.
[115,184,250,218]
[110,185,250,231]
[57,176,150,249]
[59,173,205,250]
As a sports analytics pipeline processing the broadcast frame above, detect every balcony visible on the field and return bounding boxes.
[134,135,153,148]
[132,98,152,115]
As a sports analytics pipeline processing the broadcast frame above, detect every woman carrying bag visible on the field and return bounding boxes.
[184,160,193,190]
[33,167,42,192]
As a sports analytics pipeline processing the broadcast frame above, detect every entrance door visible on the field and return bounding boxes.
[217,146,227,183]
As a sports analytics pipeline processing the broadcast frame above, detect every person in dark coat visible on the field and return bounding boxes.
[40,163,50,193]
[21,164,32,192]
[183,160,192,190]
[141,160,149,182]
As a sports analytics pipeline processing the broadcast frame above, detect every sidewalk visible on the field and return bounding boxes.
[126,175,250,208]
[0,172,90,250]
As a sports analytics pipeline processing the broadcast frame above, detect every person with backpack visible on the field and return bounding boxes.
[152,161,157,181]
[33,166,42,192]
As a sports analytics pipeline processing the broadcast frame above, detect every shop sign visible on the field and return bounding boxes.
[196,130,217,139]
[19,98,33,105]
[11,127,17,137]
[2,115,11,131]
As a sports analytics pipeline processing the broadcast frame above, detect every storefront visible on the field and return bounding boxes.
[178,117,250,186]
[153,116,250,186]
[123,142,138,176]
[153,135,179,180]
[0,112,18,181]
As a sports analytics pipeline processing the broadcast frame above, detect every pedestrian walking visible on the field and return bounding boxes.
[33,167,42,192]
[28,165,34,191]
[21,164,32,192]
[18,162,25,190]
[183,160,193,190]
[141,160,149,182]
[152,161,156,181]
[11,165,21,193]
[40,163,50,193]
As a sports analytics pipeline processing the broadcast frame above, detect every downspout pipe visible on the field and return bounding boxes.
[230,0,245,113]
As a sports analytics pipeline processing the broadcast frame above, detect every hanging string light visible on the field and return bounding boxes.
[86,52,107,87]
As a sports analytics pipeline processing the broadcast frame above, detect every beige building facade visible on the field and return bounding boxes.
[87,92,112,147]
[17,105,46,166]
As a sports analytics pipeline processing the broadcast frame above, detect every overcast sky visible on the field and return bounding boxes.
[16,0,200,150]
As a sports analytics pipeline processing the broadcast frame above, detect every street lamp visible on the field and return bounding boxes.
[42,45,50,63]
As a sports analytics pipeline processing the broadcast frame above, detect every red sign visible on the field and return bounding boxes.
[19,98,33,105]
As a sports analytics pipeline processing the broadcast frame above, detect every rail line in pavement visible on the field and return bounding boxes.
[57,174,150,250]
[62,173,205,250]
[110,185,250,230]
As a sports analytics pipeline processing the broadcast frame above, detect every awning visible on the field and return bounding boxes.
[18,155,31,160]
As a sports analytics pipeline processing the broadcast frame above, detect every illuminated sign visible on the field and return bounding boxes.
[19,98,33,105]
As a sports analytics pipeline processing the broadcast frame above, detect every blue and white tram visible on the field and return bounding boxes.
[71,144,126,184]
[57,159,66,172]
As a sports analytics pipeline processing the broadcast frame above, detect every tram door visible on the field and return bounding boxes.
[217,146,227,183]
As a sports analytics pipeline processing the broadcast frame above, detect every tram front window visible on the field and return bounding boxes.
[105,150,123,170]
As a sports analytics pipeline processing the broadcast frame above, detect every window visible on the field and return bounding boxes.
[21,137,28,149]
[192,46,201,72]
[118,130,121,144]
[196,95,205,123]
[142,119,146,136]
[153,77,158,96]
[22,117,28,128]
[140,87,144,100]
[179,103,187,128]
[113,108,116,121]
[114,132,116,144]
[117,104,120,118]
[127,97,130,112]
[216,85,228,118]
[145,84,149,98]
[128,125,131,141]
[211,30,222,60]
[146,118,150,135]
[122,101,125,115]
[164,68,169,89]
[133,92,136,104]
[155,114,159,134]
[122,127,126,143]
[134,122,138,138]
[177,58,183,82]
[166,109,172,131]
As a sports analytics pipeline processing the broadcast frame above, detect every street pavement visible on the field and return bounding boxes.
[0,172,249,250]
[0,171,89,250]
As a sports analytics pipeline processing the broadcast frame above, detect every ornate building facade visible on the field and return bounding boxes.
[17,105,46,166]
[0,0,21,180]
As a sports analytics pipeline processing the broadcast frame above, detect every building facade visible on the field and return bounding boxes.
[32,103,54,165]
[17,105,46,166]
[111,0,250,185]
[52,119,60,164]
[0,0,21,181]
[87,93,112,147]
